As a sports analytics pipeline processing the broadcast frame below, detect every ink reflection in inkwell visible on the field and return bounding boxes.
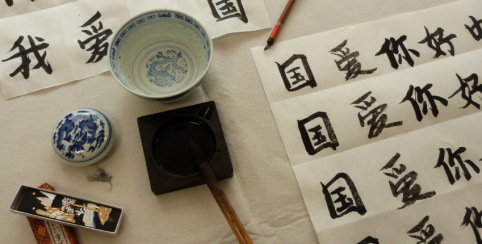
[137,101,234,195]
[152,115,216,177]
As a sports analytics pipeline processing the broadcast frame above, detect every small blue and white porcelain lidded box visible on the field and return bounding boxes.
[108,9,213,102]
[52,108,114,166]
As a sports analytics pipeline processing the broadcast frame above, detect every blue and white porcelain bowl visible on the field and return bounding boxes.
[108,9,213,102]
[52,108,115,166]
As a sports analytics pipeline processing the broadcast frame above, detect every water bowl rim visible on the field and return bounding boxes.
[108,9,214,99]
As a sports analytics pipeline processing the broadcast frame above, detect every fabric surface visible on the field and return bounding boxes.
[0,0,455,243]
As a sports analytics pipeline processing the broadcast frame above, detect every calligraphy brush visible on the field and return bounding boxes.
[188,138,253,244]
[264,0,297,50]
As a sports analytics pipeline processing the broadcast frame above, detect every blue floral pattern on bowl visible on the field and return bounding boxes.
[108,10,213,101]
[146,50,188,87]
[52,108,113,164]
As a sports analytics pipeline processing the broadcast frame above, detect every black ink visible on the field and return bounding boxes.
[330,40,377,80]
[351,91,402,139]
[78,11,113,63]
[419,26,457,58]
[435,147,480,185]
[375,36,420,69]
[276,54,317,92]
[298,112,338,155]
[321,173,366,219]
[465,16,482,41]
[208,0,248,23]
[308,125,325,146]
[87,167,113,190]
[380,153,436,209]
[462,207,482,244]
[407,215,443,244]
[2,35,53,79]
[448,73,482,109]
[400,84,448,122]
[357,236,379,244]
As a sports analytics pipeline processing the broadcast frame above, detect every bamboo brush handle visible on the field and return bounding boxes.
[197,162,253,244]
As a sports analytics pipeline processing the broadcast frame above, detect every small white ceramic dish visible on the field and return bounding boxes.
[52,108,114,166]
[108,9,213,102]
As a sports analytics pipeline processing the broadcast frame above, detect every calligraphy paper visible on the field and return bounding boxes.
[194,0,270,38]
[0,0,270,99]
[0,0,76,19]
[126,0,271,39]
[0,0,131,99]
[251,0,482,242]
[126,0,200,19]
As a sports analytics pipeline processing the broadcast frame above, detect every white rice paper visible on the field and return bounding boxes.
[0,0,270,99]
[251,0,482,242]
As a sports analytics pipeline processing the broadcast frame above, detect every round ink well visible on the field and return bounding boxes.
[152,116,216,177]
[138,101,234,195]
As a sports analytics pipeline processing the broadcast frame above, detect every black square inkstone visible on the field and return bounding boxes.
[137,101,233,195]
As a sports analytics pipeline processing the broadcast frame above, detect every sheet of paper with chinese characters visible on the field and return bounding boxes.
[251,0,482,243]
[0,0,270,99]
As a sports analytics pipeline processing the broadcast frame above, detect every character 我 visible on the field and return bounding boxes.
[330,40,377,81]
[276,54,317,92]
[400,84,448,122]
[435,147,480,185]
[298,112,338,155]
[78,11,113,63]
[321,173,367,219]
[351,91,402,139]
[2,35,53,79]
[380,153,436,209]
[375,35,420,69]
[419,26,457,58]
[208,0,248,23]
[407,215,443,244]
[449,73,482,109]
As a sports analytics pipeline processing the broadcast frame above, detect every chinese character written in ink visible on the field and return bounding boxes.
[357,236,379,244]
[407,215,443,244]
[419,26,457,58]
[375,35,420,69]
[321,173,367,219]
[400,84,448,122]
[330,40,377,81]
[78,11,113,63]
[462,207,482,244]
[435,147,480,185]
[465,16,482,41]
[380,153,436,209]
[1,35,53,79]
[351,91,403,139]
[298,112,339,155]
[208,0,248,23]
[448,73,482,109]
[276,54,317,92]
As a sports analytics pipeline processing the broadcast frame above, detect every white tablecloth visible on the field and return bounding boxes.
[0,0,456,243]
